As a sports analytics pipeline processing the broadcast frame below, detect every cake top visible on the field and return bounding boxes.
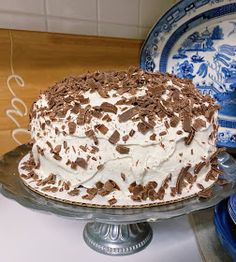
[30,67,218,150]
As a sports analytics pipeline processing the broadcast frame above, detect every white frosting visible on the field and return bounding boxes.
[19,71,219,206]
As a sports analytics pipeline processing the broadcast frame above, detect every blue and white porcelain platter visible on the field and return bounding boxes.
[214,198,236,260]
[140,0,236,148]
[228,193,236,224]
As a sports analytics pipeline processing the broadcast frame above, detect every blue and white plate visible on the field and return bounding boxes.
[228,193,236,224]
[140,0,236,148]
[214,198,236,260]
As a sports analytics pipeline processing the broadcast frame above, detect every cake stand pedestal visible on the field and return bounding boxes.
[0,145,236,256]
[83,222,152,255]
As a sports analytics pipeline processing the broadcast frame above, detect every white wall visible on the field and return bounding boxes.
[0,0,175,39]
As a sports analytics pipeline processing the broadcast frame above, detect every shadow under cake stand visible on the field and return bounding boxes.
[0,145,235,256]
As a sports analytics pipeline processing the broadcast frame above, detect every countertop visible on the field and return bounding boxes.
[0,193,202,262]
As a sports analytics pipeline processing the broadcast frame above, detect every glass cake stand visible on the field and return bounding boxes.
[0,145,236,256]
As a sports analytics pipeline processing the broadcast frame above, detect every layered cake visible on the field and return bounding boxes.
[19,67,223,207]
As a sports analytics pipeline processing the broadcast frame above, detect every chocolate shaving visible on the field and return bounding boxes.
[193,118,206,130]
[85,129,95,138]
[158,100,173,116]
[182,116,192,133]
[159,131,167,136]
[197,183,204,190]
[68,122,76,134]
[98,88,109,98]
[216,178,229,186]
[53,145,61,154]
[137,122,151,134]
[198,188,213,199]
[194,161,206,174]
[128,182,137,193]
[122,135,129,142]
[100,102,117,114]
[150,133,156,140]
[79,145,87,152]
[97,164,104,170]
[205,167,221,181]
[91,108,103,119]
[156,186,165,200]
[95,181,104,189]
[104,180,115,192]
[185,128,195,145]
[129,129,135,137]
[53,154,62,161]
[102,114,112,122]
[78,95,89,104]
[115,145,130,154]
[205,107,216,122]
[119,107,139,122]
[75,157,88,169]
[176,165,191,194]
[170,187,177,197]
[94,124,108,135]
[108,197,117,205]
[68,188,80,196]
[82,194,95,200]
[87,187,98,195]
[108,130,120,144]
[121,173,126,181]
[170,115,180,127]
[71,104,80,114]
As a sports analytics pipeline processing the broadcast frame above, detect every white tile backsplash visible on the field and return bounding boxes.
[46,0,97,21]
[98,0,139,26]
[140,0,175,27]
[0,0,45,15]
[0,0,176,39]
[48,17,97,35]
[99,22,139,39]
[0,12,46,31]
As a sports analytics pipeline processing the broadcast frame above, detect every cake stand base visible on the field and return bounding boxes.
[83,222,153,256]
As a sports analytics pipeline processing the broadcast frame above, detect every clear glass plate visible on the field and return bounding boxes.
[0,144,235,224]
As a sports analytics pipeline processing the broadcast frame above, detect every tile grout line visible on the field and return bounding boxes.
[0,9,44,17]
[0,9,141,28]
[96,0,99,36]
[138,0,141,27]
[43,0,48,32]
[138,0,143,39]
[97,0,101,36]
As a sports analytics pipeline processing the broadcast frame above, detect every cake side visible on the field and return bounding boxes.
[19,67,222,206]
